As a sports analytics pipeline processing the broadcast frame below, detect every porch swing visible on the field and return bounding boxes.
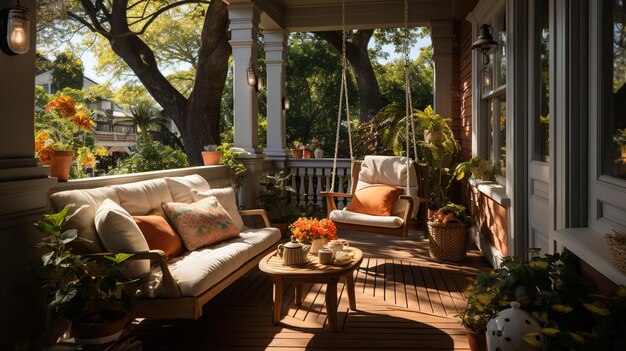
[321,0,429,237]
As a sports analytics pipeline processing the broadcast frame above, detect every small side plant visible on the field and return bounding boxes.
[257,171,300,223]
[454,156,494,182]
[217,143,247,188]
[203,144,218,151]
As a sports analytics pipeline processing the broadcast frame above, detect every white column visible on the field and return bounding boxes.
[264,29,289,161]
[229,2,262,157]
[431,21,455,119]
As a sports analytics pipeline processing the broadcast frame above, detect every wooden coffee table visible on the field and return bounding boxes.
[258,247,363,331]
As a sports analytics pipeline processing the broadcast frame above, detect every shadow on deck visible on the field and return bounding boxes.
[134,230,491,350]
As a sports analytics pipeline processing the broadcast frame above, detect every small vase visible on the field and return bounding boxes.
[291,149,303,158]
[310,238,324,254]
[314,148,324,159]
[465,327,487,351]
[302,149,311,158]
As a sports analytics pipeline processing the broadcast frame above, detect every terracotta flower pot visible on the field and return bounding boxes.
[201,151,222,165]
[291,149,303,158]
[302,149,311,158]
[465,327,487,351]
[424,130,443,143]
[46,150,74,182]
[72,309,131,345]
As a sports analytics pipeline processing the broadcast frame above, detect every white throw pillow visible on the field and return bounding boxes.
[94,198,150,278]
[192,188,244,230]
[164,174,211,203]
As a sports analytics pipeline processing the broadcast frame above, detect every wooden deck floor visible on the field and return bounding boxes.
[134,231,491,350]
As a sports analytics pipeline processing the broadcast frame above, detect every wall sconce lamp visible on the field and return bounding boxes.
[255,76,263,92]
[471,24,498,66]
[1,1,30,55]
[246,62,257,86]
[282,97,290,110]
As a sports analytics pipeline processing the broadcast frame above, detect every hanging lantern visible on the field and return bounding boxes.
[1,3,30,55]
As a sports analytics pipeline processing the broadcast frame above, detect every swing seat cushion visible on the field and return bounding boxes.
[346,185,403,216]
[329,209,404,228]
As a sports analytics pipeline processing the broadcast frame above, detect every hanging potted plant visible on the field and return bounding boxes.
[416,106,451,143]
[36,205,137,345]
[201,144,222,165]
[35,95,97,182]
[258,171,300,236]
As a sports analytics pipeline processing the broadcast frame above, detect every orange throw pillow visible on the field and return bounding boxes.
[133,215,184,258]
[346,185,402,216]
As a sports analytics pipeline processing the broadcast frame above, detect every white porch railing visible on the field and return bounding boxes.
[284,158,352,214]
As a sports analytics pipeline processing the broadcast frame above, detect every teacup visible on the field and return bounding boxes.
[318,248,334,264]
[328,239,349,252]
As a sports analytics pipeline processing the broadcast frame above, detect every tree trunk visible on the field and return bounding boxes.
[315,30,383,122]
[98,0,230,166]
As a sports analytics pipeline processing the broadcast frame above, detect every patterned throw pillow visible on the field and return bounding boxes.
[162,196,240,251]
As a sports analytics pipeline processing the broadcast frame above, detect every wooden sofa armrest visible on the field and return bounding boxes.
[84,250,181,298]
[239,209,272,228]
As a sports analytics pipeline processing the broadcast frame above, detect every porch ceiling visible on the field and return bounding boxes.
[240,0,462,32]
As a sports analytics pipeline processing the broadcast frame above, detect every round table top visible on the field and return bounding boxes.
[259,247,363,278]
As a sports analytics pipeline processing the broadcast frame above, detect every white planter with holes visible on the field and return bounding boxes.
[486,302,543,351]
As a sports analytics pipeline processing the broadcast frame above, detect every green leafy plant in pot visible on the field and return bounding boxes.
[258,171,301,236]
[36,205,136,345]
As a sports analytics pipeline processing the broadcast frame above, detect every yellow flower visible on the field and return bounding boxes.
[92,146,109,157]
[551,304,573,313]
[476,293,494,305]
[71,109,95,130]
[82,153,95,167]
[522,333,543,348]
[583,303,610,316]
[541,328,560,336]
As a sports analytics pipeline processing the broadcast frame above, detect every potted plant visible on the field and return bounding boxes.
[460,249,626,350]
[35,205,136,345]
[35,95,98,181]
[453,156,495,186]
[427,202,472,262]
[290,141,303,158]
[302,143,311,158]
[217,143,247,189]
[257,171,300,236]
[289,217,337,254]
[416,105,451,143]
[201,144,222,165]
[310,137,324,159]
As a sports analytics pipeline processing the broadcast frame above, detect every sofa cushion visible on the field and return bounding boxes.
[111,179,173,216]
[192,188,244,230]
[346,185,402,216]
[133,215,183,258]
[50,187,120,253]
[329,209,404,228]
[162,197,240,251]
[94,199,150,278]
[160,227,281,296]
[164,174,211,203]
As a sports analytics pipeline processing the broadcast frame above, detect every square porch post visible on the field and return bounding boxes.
[228,2,265,209]
[264,29,289,165]
[431,20,455,119]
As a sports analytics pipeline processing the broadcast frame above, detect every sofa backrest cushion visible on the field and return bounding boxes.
[95,199,150,278]
[192,188,244,230]
[49,187,119,253]
[164,175,211,203]
[162,196,240,251]
[133,214,184,258]
[112,179,173,216]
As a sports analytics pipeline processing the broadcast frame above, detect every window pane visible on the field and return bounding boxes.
[488,99,495,162]
[537,0,550,162]
[497,98,507,176]
[497,10,507,85]
[604,0,626,179]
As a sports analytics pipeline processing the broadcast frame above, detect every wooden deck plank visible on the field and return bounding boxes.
[134,232,490,351]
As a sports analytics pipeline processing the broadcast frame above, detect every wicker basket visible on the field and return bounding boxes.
[605,232,626,274]
[428,221,468,262]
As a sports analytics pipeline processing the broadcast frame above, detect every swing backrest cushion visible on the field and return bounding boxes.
[346,185,403,216]
[353,156,420,217]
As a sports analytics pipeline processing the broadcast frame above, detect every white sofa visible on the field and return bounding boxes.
[49,174,281,319]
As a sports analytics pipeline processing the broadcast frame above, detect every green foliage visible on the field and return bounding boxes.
[217,143,247,188]
[35,206,135,320]
[460,250,626,350]
[51,51,84,91]
[454,157,495,181]
[111,137,189,175]
[257,172,300,223]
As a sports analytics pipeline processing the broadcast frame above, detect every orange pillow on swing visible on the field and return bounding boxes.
[346,185,403,216]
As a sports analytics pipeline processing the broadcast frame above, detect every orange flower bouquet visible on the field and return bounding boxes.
[289,217,337,244]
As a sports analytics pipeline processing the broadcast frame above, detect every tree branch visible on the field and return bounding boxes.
[131,0,211,34]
